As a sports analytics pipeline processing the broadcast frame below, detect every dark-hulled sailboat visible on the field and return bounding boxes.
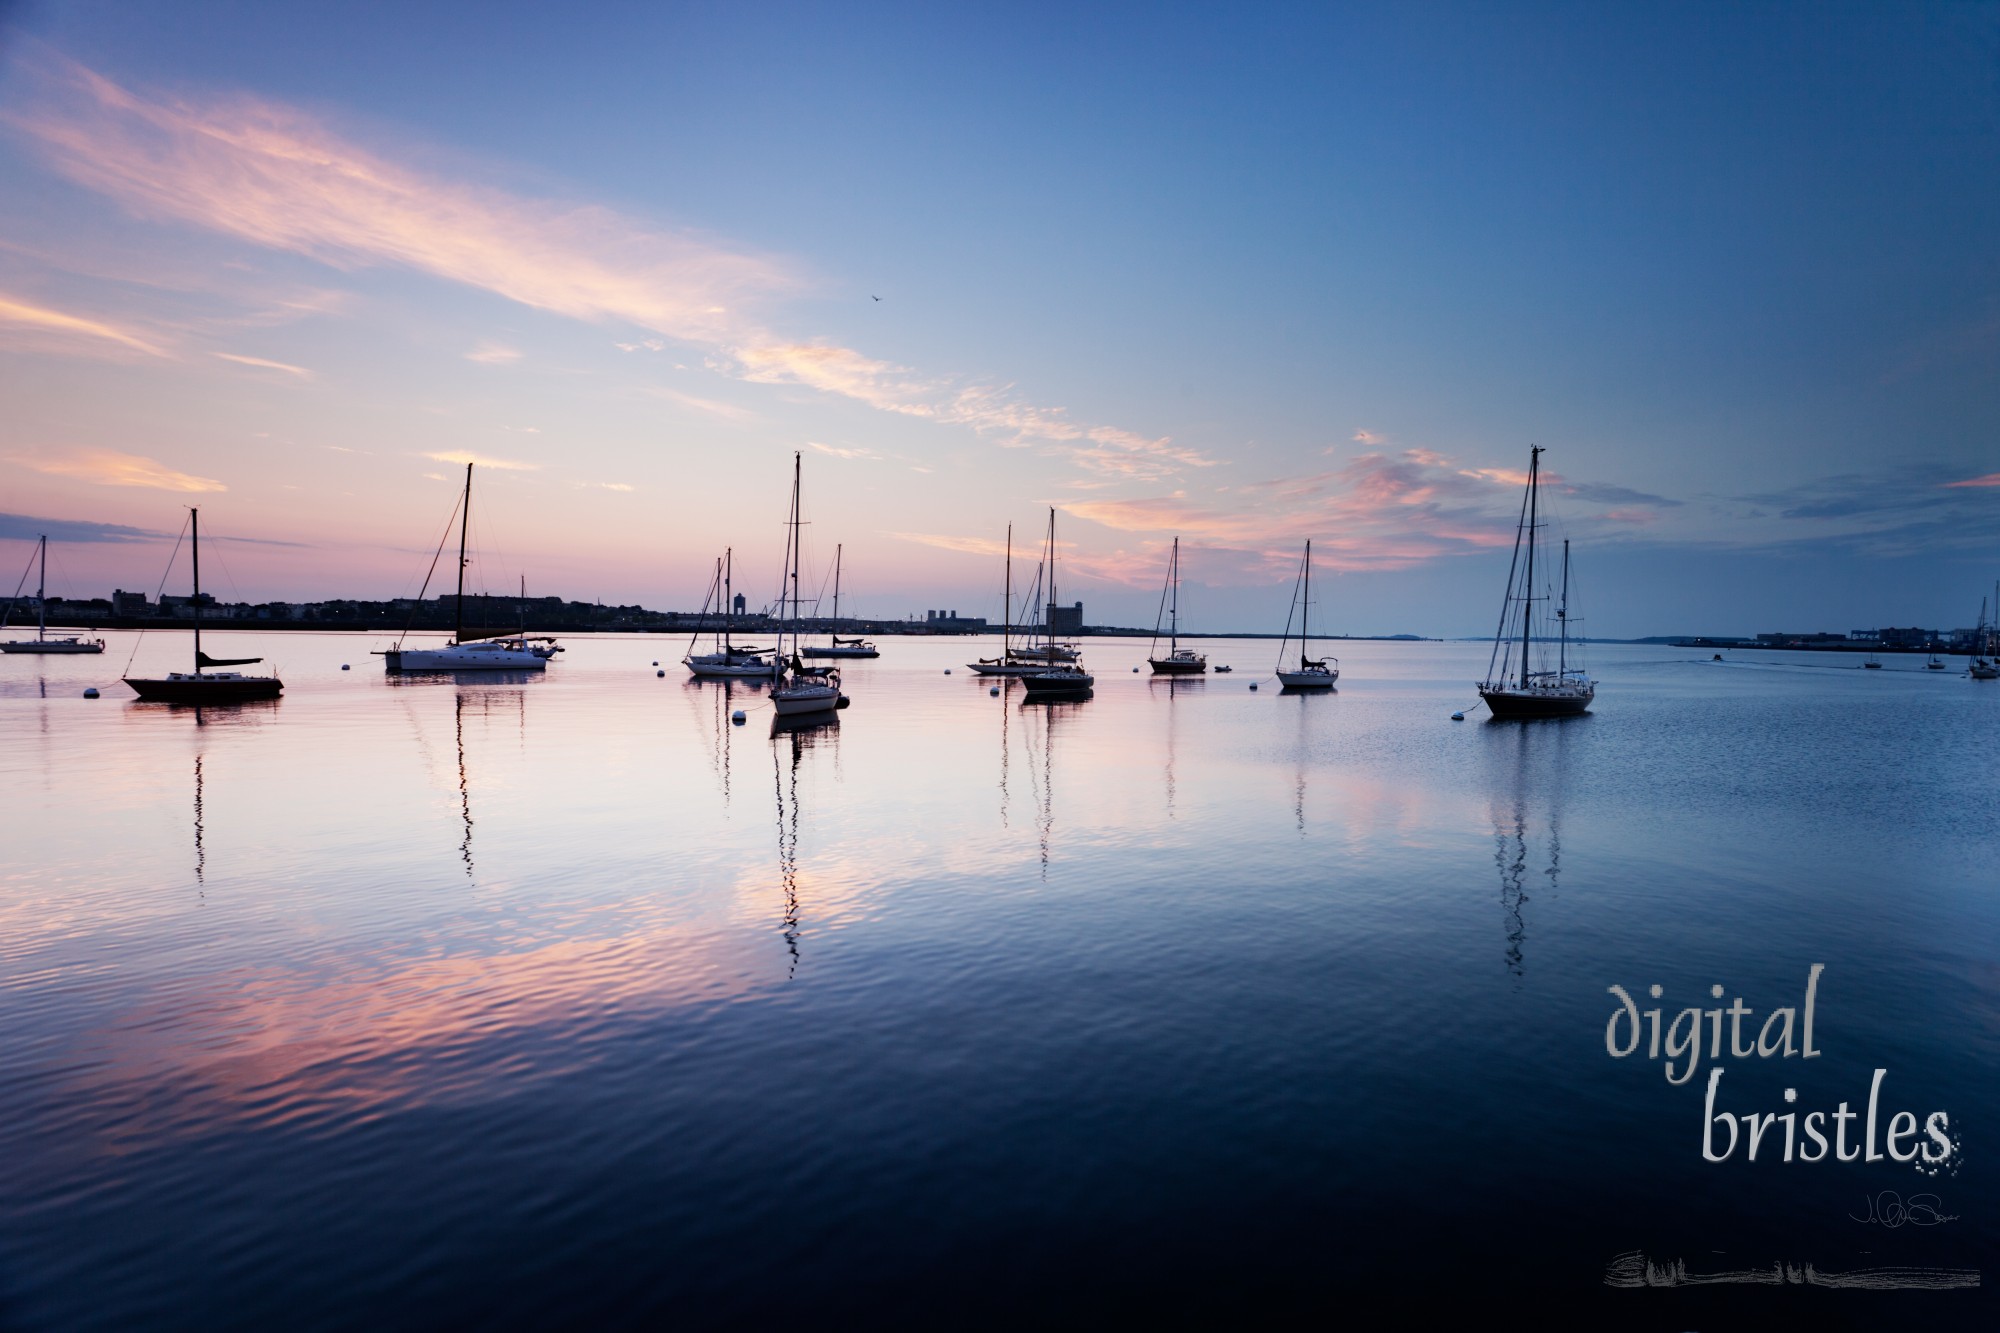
[124,508,283,702]
[1477,446,1594,717]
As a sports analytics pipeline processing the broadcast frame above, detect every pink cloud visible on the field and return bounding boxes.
[1945,472,2000,488]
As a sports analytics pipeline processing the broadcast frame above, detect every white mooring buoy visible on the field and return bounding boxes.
[657,669,665,677]
[1451,711,1465,721]
[1249,682,1258,691]
[341,663,351,671]
[83,687,100,698]
[990,685,1000,695]
[732,710,746,725]
[1131,666,1139,672]
[944,668,952,674]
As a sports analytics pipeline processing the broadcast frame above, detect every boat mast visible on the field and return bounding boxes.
[191,507,202,670]
[723,548,733,650]
[1302,539,1312,666]
[36,535,46,642]
[1558,538,1570,680]
[787,451,802,663]
[1003,523,1012,654]
[1045,508,1057,664]
[832,543,842,638]
[1169,536,1180,653]
[1520,446,1542,689]
[454,462,472,645]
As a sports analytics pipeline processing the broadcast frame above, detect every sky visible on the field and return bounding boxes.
[1,0,1996,637]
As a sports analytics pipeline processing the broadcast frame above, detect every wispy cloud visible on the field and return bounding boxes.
[10,448,225,492]
[8,54,788,346]
[643,385,758,423]
[883,531,1012,558]
[576,481,634,492]
[9,54,1206,482]
[0,291,169,356]
[1945,472,2000,489]
[420,450,538,471]
[807,442,883,461]
[465,341,521,365]
[213,351,313,377]
[0,512,166,544]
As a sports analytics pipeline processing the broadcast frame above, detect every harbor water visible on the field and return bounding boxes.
[2,634,1995,1328]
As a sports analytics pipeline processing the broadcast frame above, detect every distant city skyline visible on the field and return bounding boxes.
[2,3,1996,636]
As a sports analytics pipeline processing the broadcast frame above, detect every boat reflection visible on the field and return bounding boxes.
[192,752,206,888]
[1018,697,1081,877]
[386,668,544,689]
[770,715,838,977]
[685,675,760,805]
[127,697,282,725]
[1482,720,1572,978]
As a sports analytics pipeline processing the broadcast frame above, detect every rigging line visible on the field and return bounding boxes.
[1485,461,1535,686]
[3,543,35,623]
[396,489,466,647]
[122,513,191,674]
[1148,541,1172,659]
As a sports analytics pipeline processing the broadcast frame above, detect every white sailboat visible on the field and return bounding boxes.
[381,463,560,672]
[684,547,780,678]
[1019,508,1093,698]
[2,535,105,654]
[1147,536,1205,675]
[1477,446,1595,716]
[769,452,848,718]
[800,543,879,659]
[1273,540,1337,689]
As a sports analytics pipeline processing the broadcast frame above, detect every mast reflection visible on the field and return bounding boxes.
[769,715,837,977]
[456,691,474,878]
[192,752,206,888]
[1019,697,1080,878]
[1483,720,1571,978]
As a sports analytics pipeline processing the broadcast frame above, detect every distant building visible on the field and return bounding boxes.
[111,588,152,616]
[923,609,988,632]
[1050,602,1084,634]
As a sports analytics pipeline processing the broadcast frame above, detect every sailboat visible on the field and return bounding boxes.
[969,524,1047,677]
[1477,446,1595,716]
[1147,537,1206,675]
[769,452,848,718]
[684,547,780,678]
[2,535,105,653]
[381,463,560,672]
[1273,540,1337,689]
[800,544,879,658]
[1019,508,1093,698]
[124,508,283,701]
[1970,591,1998,680]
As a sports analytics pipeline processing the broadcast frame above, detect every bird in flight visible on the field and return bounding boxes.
[872,295,881,301]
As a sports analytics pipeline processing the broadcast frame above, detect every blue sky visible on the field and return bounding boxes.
[1,1,1995,635]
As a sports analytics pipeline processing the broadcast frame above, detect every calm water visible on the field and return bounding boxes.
[2,633,1996,1329]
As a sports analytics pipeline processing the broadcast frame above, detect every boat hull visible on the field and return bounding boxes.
[799,646,878,659]
[1020,671,1094,697]
[125,673,283,702]
[967,660,1051,676]
[1276,669,1337,689]
[386,644,549,672]
[2,639,105,654]
[686,656,778,678]
[771,684,844,716]
[1479,685,1593,717]
[1149,657,1206,675]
